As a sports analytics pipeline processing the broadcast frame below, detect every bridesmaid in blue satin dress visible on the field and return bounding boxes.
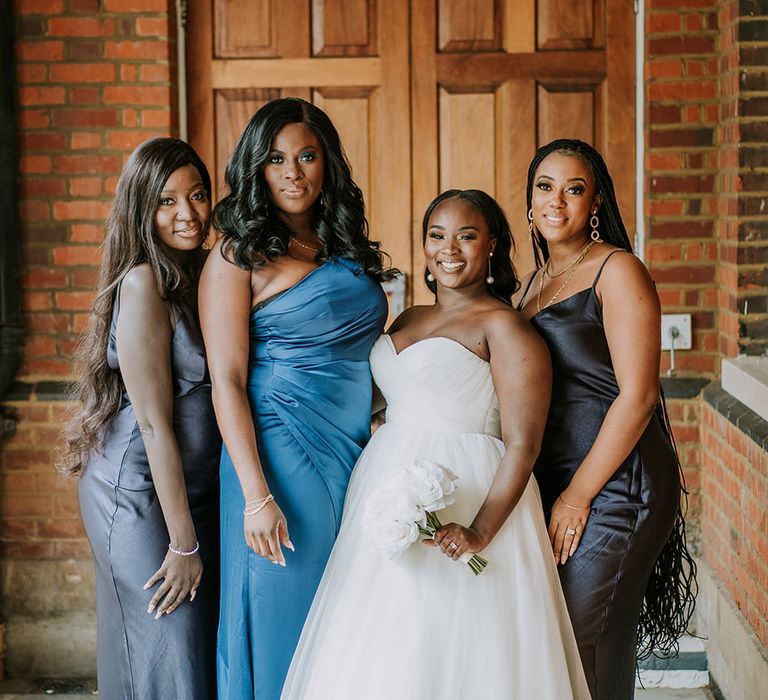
[199,98,392,700]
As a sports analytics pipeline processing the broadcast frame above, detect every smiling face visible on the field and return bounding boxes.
[263,121,325,224]
[154,163,210,253]
[424,197,496,291]
[531,152,602,247]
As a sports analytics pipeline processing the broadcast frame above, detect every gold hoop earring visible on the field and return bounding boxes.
[590,212,602,242]
[528,208,534,234]
[486,252,494,285]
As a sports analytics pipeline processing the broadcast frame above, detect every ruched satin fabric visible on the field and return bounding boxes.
[216,257,387,700]
[527,253,679,700]
[79,290,221,700]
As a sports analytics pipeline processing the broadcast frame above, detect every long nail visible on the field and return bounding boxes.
[286,540,295,552]
[155,611,162,620]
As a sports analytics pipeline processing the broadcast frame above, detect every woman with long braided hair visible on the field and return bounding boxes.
[514,139,696,699]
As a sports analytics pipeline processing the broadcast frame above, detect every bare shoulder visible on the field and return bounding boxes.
[202,237,249,278]
[387,304,431,334]
[483,303,543,348]
[121,263,163,303]
[598,249,657,299]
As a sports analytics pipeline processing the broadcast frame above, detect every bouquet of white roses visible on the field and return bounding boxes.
[362,458,489,575]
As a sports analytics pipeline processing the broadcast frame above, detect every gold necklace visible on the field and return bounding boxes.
[536,240,597,312]
[544,240,594,278]
[289,235,321,253]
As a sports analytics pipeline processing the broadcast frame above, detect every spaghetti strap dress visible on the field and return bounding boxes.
[216,256,388,700]
[78,285,221,700]
[520,251,680,699]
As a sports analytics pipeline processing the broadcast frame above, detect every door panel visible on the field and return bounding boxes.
[188,1,634,307]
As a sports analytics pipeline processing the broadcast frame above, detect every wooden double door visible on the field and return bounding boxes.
[187,0,635,305]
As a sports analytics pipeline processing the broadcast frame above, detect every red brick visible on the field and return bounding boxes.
[21,177,66,198]
[136,17,169,37]
[68,40,102,60]
[70,132,102,149]
[19,86,66,105]
[651,264,715,284]
[141,109,172,128]
[53,154,121,174]
[15,0,64,11]
[52,245,102,266]
[120,64,137,82]
[71,87,102,104]
[648,80,718,100]
[17,63,47,83]
[648,59,683,78]
[70,0,100,11]
[47,17,115,36]
[71,268,100,286]
[103,0,168,9]
[23,268,68,288]
[648,35,716,56]
[107,130,162,151]
[70,177,103,197]
[55,291,94,311]
[103,85,171,106]
[139,63,171,83]
[648,12,682,33]
[52,108,118,128]
[103,40,169,60]
[70,224,104,243]
[23,292,53,312]
[52,199,112,221]
[18,108,49,129]
[49,62,115,83]
[19,155,51,174]
[20,132,66,151]
[16,40,64,61]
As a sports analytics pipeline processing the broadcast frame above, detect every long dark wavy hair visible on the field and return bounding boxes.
[213,97,394,281]
[58,138,212,477]
[421,189,518,302]
[527,139,697,660]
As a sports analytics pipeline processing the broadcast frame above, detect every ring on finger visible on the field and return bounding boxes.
[565,527,577,536]
[448,542,458,551]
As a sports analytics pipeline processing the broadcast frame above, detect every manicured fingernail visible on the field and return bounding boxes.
[286,541,295,551]
[279,560,286,567]
[147,605,154,614]
[190,591,196,602]
[142,583,149,590]
[155,611,162,620]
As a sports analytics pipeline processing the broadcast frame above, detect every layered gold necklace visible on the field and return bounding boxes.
[536,240,598,313]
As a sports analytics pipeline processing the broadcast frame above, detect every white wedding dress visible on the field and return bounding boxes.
[281,335,590,699]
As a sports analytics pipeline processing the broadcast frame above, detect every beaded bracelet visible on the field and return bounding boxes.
[244,494,275,517]
[168,540,199,556]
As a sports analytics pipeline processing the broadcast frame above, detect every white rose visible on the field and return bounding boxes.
[404,459,458,512]
[366,517,420,560]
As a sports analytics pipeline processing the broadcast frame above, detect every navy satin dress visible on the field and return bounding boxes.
[522,252,679,699]
[79,288,221,700]
[217,257,388,700]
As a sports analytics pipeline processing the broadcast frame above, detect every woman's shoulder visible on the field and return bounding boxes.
[511,268,540,308]
[121,263,162,299]
[597,247,653,288]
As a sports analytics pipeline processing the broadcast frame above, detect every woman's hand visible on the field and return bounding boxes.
[144,549,203,619]
[548,493,591,565]
[424,522,486,561]
[244,500,294,566]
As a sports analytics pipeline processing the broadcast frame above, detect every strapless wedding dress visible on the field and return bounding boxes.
[281,334,590,699]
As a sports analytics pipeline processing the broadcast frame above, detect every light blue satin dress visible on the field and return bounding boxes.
[217,257,387,700]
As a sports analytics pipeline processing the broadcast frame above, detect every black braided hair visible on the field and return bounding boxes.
[526,139,697,660]
[213,97,396,282]
[421,189,519,303]
[525,138,632,266]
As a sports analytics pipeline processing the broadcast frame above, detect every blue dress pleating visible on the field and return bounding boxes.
[217,257,387,700]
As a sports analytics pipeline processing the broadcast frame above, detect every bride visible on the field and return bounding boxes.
[281,190,590,699]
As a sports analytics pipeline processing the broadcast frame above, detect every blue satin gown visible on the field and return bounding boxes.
[217,257,387,699]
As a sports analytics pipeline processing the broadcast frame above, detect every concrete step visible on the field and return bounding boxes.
[636,635,710,689]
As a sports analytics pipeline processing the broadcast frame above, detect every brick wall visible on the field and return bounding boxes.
[1,0,177,676]
[645,0,720,378]
[702,400,768,647]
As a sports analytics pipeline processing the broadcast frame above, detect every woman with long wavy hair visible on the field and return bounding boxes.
[514,139,697,699]
[199,97,393,699]
[59,138,220,700]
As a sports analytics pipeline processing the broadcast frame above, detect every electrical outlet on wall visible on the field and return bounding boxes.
[661,314,692,350]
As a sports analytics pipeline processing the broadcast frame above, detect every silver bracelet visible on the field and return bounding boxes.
[168,540,199,556]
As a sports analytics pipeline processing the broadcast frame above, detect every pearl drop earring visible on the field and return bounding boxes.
[486,252,494,285]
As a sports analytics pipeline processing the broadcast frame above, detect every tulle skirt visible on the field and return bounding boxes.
[281,422,590,699]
